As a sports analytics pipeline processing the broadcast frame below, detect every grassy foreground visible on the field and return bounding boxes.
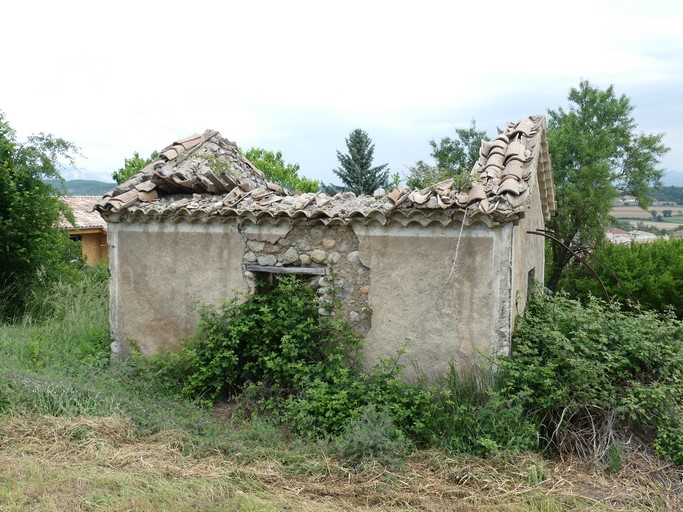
[1,269,682,511]
[1,415,681,511]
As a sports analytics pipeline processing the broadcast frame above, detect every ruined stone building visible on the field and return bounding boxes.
[96,116,555,377]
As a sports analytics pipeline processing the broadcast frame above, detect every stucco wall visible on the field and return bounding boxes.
[81,230,108,265]
[510,172,546,326]
[108,221,248,357]
[353,222,514,379]
[108,217,518,379]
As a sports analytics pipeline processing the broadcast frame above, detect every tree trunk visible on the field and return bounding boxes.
[547,240,574,292]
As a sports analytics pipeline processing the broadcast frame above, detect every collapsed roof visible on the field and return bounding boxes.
[97,116,555,227]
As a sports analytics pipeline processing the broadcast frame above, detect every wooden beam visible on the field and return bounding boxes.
[245,264,327,276]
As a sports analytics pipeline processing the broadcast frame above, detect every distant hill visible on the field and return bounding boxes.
[47,179,115,196]
[650,185,683,205]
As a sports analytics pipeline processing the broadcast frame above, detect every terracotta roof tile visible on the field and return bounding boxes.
[60,196,107,230]
[96,117,555,228]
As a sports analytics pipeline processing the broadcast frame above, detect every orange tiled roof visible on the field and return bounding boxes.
[96,117,555,228]
[61,196,107,231]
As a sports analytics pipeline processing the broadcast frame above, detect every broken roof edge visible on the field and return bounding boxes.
[96,115,555,226]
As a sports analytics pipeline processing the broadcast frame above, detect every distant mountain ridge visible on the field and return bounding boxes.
[47,179,115,196]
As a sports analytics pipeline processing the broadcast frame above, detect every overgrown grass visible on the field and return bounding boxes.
[0,266,223,452]
[1,267,683,510]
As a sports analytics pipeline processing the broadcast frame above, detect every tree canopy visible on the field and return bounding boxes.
[328,129,389,196]
[406,120,487,190]
[244,147,318,193]
[0,112,81,319]
[112,150,159,185]
[546,80,669,290]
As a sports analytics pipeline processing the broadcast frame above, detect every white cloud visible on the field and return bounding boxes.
[2,0,682,180]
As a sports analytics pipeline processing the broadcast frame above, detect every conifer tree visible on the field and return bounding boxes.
[331,129,389,196]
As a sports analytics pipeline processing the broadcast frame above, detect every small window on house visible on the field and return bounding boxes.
[245,264,326,293]
[70,234,82,242]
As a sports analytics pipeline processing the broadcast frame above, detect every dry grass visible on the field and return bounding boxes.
[0,416,681,511]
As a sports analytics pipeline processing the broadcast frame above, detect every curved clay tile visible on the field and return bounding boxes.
[497,178,520,196]
[467,183,486,204]
[480,140,493,158]
[503,160,525,180]
[485,153,505,169]
[508,118,535,138]
[408,190,431,205]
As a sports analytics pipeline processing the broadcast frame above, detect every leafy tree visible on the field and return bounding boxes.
[0,112,80,319]
[561,238,683,318]
[112,150,159,185]
[406,120,487,189]
[244,147,318,193]
[546,81,669,290]
[330,129,389,196]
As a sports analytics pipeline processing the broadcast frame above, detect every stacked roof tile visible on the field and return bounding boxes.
[97,117,555,227]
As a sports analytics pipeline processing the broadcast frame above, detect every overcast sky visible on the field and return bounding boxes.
[3,0,682,184]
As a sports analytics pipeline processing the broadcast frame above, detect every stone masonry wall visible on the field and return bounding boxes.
[240,223,371,336]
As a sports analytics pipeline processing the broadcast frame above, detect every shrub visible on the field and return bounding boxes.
[428,368,538,456]
[181,274,540,462]
[182,275,361,401]
[560,238,683,317]
[498,292,683,464]
[332,404,409,469]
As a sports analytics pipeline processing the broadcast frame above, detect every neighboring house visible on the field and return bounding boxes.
[605,227,661,244]
[60,195,108,265]
[605,227,633,244]
[96,116,555,378]
[629,230,659,243]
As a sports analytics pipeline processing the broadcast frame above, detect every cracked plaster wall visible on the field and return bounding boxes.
[353,222,514,379]
[108,221,248,357]
[511,171,547,324]
[109,218,519,380]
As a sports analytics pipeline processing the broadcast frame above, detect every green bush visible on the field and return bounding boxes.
[180,275,539,462]
[428,368,538,456]
[498,292,683,464]
[182,275,361,402]
[331,404,409,469]
[559,238,683,317]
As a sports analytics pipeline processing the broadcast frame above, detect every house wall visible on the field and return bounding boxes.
[80,230,108,265]
[353,222,514,379]
[107,221,248,358]
[510,174,546,326]
[240,222,372,335]
[107,217,516,379]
